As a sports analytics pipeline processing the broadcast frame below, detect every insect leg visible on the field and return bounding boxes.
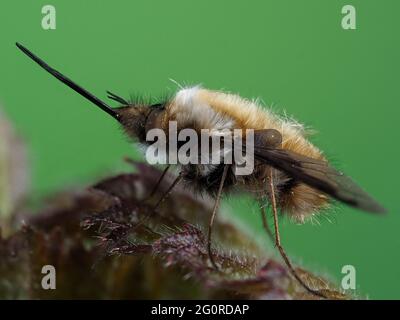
[129,171,184,235]
[207,164,230,271]
[153,171,184,211]
[123,158,171,201]
[267,168,327,299]
[260,205,274,243]
[147,165,171,199]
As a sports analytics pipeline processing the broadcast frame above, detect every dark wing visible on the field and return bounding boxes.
[250,132,386,214]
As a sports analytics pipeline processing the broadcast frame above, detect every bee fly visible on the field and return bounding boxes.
[16,42,386,298]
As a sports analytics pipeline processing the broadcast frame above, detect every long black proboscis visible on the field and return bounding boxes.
[16,42,120,121]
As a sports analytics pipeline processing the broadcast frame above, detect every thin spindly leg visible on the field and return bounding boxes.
[267,168,327,299]
[132,171,184,233]
[207,164,230,270]
[152,171,184,212]
[260,205,274,243]
[124,157,171,201]
[147,165,171,199]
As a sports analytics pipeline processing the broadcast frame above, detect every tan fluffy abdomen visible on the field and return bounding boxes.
[166,87,329,221]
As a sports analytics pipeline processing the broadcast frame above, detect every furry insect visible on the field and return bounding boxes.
[16,42,386,298]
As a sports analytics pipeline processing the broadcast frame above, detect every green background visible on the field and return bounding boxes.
[0,0,398,299]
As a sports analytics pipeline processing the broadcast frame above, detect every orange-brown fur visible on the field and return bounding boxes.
[162,87,329,222]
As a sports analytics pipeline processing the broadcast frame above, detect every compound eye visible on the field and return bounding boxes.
[264,129,282,148]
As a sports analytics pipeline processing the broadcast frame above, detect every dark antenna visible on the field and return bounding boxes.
[16,42,120,121]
